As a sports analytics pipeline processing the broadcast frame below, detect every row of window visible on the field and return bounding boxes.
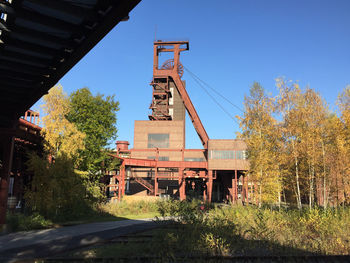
[147,156,169,161]
[147,157,205,162]
[209,150,247,160]
[184,157,205,162]
[147,134,247,160]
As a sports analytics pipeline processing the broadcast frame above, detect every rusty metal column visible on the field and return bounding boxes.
[203,181,207,201]
[117,173,121,201]
[0,135,15,227]
[245,176,249,203]
[179,168,185,201]
[234,170,238,202]
[232,174,236,204]
[207,170,213,203]
[121,166,126,197]
[241,175,245,203]
[154,167,158,196]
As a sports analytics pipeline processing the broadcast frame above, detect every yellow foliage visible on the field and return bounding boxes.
[41,85,85,159]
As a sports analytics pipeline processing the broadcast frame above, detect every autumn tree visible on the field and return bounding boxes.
[25,85,88,219]
[41,85,85,160]
[298,88,328,208]
[275,78,306,209]
[239,82,280,206]
[336,85,350,204]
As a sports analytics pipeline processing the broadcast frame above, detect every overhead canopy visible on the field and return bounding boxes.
[0,0,141,128]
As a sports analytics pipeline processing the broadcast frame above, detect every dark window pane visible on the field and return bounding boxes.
[184,157,205,162]
[148,133,169,148]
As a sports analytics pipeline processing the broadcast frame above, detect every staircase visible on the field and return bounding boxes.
[134,177,154,194]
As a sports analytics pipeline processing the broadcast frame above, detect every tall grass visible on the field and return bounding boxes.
[156,200,350,256]
[97,199,159,219]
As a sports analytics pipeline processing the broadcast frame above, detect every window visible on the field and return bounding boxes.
[184,158,205,162]
[148,156,169,161]
[209,150,234,160]
[148,134,169,148]
[236,151,244,160]
[169,87,174,105]
[209,150,248,160]
[8,177,14,196]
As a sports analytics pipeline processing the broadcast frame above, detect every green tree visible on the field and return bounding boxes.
[67,87,120,176]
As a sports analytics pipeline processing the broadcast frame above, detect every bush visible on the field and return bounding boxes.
[24,153,93,221]
[6,213,53,232]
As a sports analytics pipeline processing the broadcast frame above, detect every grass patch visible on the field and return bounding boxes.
[97,199,159,219]
[5,199,160,233]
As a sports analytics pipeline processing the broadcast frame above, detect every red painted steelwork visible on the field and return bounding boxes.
[152,41,209,148]
[0,110,41,226]
[116,141,129,151]
[114,156,208,169]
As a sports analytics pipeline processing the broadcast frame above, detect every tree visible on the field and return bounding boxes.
[67,87,120,175]
[25,154,89,220]
[25,85,88,219]
[41,85,85,160]
[298,88,328,208]
[337,85,350,204]
[276,78,303,209]
[239,82,280,206]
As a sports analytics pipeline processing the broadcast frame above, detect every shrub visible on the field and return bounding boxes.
[6,213,53,232]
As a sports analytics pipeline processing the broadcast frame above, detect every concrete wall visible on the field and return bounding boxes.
[183,150,206,160]
[133,120,185,150]
[208,139,249,170]
[169,80,186,122]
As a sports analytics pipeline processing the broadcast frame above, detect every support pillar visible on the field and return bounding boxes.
[117,174,121,201]
[178,169,185,201]
[231,176,236,204]
[0,135,15,226]
[154,167,158,196]
[207,170,213,203]
[242,176,245,203]
[121,166,125,197]
[234,169,238,202]
[245,175,249,203]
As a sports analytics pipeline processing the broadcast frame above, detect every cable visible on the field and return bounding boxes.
[185,69,240,125]
[183,66,243,112]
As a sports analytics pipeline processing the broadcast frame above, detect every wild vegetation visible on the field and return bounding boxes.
[69,200,350,259]
[21,85,120,222]
[6,200,160,232]
[6,81,350,261]
[239,79,350,209]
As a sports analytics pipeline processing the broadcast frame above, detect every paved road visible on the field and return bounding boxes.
[0,218,165,262]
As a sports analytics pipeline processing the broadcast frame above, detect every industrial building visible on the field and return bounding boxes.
[112,41,249,203]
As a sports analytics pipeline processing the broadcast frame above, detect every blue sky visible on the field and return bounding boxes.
[34,0,350,149]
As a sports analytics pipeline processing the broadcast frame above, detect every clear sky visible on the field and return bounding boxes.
[34,0,350,149]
